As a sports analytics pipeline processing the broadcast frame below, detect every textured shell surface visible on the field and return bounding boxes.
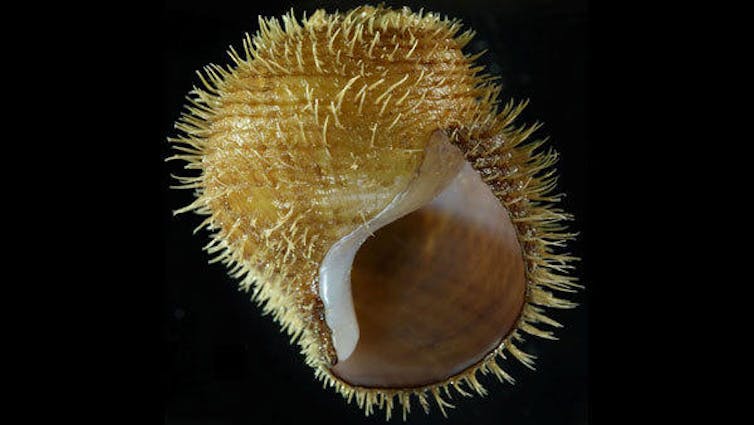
[170,4,580,420]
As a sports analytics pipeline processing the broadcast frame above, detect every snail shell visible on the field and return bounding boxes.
[169,5,580,420]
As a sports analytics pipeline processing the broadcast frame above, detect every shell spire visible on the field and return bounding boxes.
[169,4,580,420]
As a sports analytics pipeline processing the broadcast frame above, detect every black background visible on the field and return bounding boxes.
[162,1,589,424]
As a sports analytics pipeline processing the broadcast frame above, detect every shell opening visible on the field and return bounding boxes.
[319,130,526,388]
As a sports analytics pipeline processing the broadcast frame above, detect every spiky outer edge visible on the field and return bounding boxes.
[312,105,582,420]
[168,5,581,421]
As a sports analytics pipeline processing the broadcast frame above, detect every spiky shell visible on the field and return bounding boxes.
[169,5,580,420]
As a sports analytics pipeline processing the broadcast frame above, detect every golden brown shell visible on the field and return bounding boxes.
[170,5,579,419]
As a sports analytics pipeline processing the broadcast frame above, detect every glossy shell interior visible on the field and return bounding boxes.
[331,156,526,388]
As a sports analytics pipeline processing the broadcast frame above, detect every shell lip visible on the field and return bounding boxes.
[318,129,465,363]
[319,129,530,391]
[324,295,528,391]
